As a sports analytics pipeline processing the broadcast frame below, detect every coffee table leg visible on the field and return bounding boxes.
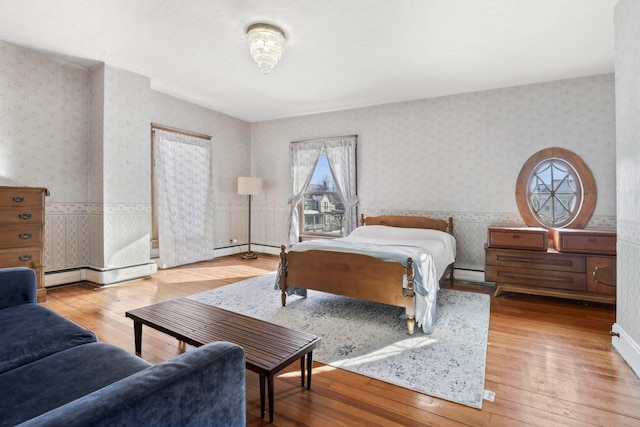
[259,374,266,419]
[300,357,305,386]
[133,321,142,355]
[306,351,313,389]
[268,374,275,423]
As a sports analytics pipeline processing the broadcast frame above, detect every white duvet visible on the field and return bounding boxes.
[286,225,457,333]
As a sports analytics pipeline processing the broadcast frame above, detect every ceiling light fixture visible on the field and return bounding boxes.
[246,23,286,76]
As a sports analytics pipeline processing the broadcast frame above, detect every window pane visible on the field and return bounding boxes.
[302,154,345,236]
[527,159,580,227]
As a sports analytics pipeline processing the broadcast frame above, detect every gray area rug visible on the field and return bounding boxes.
[188,272,490,408]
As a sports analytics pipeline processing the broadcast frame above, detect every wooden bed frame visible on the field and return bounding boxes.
[279,214,455,335]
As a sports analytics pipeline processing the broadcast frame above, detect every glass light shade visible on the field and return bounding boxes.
[238,177,263,195]
[247,23,286,75]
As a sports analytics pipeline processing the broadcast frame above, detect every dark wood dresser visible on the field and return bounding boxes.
[0,186,48,302]
[485,226,616,304]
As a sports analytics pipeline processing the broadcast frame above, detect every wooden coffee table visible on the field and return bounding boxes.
[125,298,321,423]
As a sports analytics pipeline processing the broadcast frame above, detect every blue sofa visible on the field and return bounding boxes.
[0,267,246,427]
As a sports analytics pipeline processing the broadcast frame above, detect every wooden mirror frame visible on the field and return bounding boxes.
[515,147,596,229]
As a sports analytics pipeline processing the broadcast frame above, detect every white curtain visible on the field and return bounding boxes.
[154,129,214,268]
[288,136,358,245]
[325,137,358,236]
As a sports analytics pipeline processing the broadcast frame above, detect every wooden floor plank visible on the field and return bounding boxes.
[41,254,640,426]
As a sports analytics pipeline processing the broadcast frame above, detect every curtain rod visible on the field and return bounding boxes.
[151,123,212,140]
[290,134,357,144]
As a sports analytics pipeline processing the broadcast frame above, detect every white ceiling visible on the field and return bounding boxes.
[0,0,616,123]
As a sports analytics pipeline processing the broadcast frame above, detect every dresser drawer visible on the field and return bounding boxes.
[0,247,43,268]
[587,256,616,295]
[0,187,47,207]
[0,225,43,248]
[486,248,585,272]
[551,229,616,255]
[485,264,587,291]
[0,207,45,225]
[488,227,548,251]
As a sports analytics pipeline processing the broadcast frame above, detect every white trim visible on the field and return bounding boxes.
[453,269,486,283]
[45,270,83,287]
[213,245,251,258]
[612,323,640,378]
[250,244,281,256]
[45,262,158,287]
[213,244,280,258]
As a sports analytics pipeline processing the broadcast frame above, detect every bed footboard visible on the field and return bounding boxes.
[279,245,417,334]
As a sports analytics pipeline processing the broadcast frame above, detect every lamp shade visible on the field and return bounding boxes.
[237,177,263,195]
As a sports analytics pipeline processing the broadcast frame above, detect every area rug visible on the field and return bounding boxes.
[188,272,490,408]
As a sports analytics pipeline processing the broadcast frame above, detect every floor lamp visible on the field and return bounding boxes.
[238,176,263,259]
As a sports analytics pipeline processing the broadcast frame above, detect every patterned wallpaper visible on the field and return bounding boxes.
[614,0,640,352]
[150,91,252,250]
[0,41,89,201]
[0,40,252,274]
[0,39,620,283]
[250,74,617,270]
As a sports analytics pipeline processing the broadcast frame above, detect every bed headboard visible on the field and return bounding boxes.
[360,214,453,234]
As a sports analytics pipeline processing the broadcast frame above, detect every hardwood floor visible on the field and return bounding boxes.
[42,255,640,426]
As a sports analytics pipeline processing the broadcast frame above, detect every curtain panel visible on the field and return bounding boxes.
[288,135,358,245]
[154,129,214,268]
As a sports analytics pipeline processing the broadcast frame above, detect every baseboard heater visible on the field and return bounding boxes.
[44,262,158,287]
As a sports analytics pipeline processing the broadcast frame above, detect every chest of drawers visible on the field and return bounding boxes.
[485,227,616,304]
[0,186,48,302]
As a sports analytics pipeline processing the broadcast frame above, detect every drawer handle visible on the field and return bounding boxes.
[512,235,521,239]
[19,233,32,239]
[12,196,24,203]
[588,238,598,243]
[500,272,572,284]
[19,255,33,262]
[18,213,32,220]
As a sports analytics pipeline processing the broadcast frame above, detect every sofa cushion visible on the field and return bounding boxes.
[0,303,97,374]
[0,342,151,426]
[19,341,246,427]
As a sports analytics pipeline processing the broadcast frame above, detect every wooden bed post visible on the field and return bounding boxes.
[279,245,288,307]
[447,217,454,286]
[404,258,415,335]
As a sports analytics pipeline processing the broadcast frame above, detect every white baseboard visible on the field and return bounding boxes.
[215,244,280,258]
[251,245,281,256]
[453,269,486,283]
[45,262,158,287]
[612,323,640,378]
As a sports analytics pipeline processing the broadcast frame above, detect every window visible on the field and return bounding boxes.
[300,154,346,236]
[516,147,596,229]
[288,135,357,245]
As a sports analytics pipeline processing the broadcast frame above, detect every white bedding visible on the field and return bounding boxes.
[284,225,457,333]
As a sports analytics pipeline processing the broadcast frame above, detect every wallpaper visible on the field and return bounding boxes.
[250,74,617,270]
[0,38,620,284]
[0,41,89,201]
[150,91,252,250]
[614,0,640,352]
[0,40,251,275]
